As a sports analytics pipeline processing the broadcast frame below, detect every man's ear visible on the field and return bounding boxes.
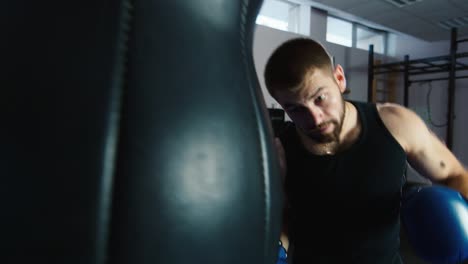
[333,64,347,93]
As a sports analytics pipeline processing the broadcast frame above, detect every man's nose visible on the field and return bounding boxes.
[305,105,323,127]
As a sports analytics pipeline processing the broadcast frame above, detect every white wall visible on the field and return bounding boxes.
[253,5,468,181]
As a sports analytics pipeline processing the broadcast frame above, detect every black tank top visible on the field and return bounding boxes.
[280,101,407,264]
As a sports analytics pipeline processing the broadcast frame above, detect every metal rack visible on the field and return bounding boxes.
[368,28,468,150]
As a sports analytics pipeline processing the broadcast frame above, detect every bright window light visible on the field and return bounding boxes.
[256,0,300,33]
[356,26,385,54]
[256,15,289,31]
[326,16,352,47]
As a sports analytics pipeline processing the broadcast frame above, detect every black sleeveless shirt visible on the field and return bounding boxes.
[279,101,407,264]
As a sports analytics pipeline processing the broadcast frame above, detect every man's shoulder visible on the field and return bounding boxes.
[375,102,430,152]
[375,102,410,120]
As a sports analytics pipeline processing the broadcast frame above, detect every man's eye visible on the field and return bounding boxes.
[316,94,327,102]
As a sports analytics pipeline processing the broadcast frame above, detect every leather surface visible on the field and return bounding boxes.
[1,0,282,263]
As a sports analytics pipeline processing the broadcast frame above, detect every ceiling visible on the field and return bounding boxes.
[307,0,468,42]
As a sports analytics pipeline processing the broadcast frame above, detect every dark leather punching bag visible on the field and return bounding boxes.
[1,0,283,264]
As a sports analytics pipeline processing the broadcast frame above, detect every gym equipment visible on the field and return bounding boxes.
[1,0,283,263]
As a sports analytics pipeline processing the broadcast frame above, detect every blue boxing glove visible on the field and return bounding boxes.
[276,240,288,264]
[401,185,468,264]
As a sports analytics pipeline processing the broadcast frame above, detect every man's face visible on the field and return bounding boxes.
[275,66,346,143]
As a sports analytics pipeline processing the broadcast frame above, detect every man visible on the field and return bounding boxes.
[264,38,468,263]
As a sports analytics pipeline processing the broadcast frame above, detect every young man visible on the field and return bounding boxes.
[264,38,468,263]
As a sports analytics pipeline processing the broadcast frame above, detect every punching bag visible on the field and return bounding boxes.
[1,1,283,264]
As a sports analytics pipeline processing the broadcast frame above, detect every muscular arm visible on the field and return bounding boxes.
[377,103,468,198]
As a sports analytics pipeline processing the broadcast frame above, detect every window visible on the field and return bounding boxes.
[326,16,352,47]
[326,16,387,54]
[356,26,386,54]
[256,0,300,33]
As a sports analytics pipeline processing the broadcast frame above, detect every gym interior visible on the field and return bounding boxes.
[2,0,468,263]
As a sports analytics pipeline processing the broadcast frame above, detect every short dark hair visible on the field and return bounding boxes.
[264,38,334,97]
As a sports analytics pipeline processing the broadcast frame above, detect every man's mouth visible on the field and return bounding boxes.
[310,122,332,133]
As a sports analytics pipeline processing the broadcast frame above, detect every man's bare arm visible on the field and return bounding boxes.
[377,103,468,198]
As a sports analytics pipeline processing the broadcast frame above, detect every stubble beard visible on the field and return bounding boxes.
[305,97,346,143]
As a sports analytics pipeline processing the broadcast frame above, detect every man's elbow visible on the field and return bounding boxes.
[441,170,468,199]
